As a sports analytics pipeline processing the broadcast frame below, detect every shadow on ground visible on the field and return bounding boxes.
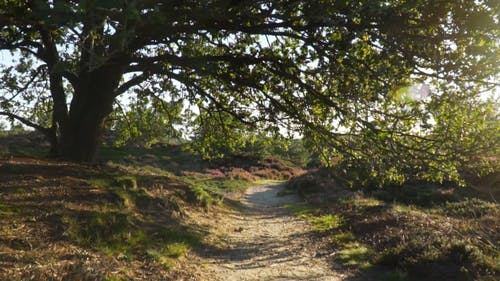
[191,184,340,281]
[0,158,207,281]
[289,174,500,281]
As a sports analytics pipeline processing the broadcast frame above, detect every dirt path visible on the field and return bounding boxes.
[187,184,340,281]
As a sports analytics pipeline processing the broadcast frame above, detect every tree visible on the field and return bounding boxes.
[109,89,183,148]
[0,0,498,163]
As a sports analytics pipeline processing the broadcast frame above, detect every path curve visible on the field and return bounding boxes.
[189,184,340,281]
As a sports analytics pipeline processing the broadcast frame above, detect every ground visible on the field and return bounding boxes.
[0,135,498,281]
[187,184,340,281]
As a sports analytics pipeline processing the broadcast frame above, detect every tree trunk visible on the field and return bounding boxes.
[57,65,123,162]
[48,73,69,158]
[58,93,115,162]
[58,107,110,162]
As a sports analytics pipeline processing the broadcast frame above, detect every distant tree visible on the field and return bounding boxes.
[187,108,254,159]
[0,0,498,173]
[109,90,183,148]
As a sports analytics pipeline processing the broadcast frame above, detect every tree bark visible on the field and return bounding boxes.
[58,101,112,162]
[57,62,124,162]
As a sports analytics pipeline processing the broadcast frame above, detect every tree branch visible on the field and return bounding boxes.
[0,111,50,134]
[115,73,149,96]
[60,70,79,89]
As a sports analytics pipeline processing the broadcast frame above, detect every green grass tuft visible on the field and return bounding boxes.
[310,214,343,232]
[188,183,218,207]
[285,204,320,218]
[62,210,200,261]
[337,242,373,269]
[104,274,127,281]
[286,204,342,232]
[0,202,20,216]
[331,232,356,245]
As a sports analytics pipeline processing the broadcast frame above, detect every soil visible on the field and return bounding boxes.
[186,184,340,281]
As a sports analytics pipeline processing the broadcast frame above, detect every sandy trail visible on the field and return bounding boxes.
[189,184,340,281]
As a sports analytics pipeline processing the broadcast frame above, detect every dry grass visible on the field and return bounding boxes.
[285,169,500,281]
[0,157,202,281]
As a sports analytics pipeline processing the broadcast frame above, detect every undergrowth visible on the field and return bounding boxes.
[287,174,500,281]
[65,175,203,268]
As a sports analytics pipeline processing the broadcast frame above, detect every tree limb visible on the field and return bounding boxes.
[0,111,50,134]
[115,73,149,96]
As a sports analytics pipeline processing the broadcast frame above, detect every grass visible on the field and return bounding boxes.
[146,241,192,268]
[0,202,20,216]
[391,204,428,216]
[61,178,202,269]
[277,186,297,196]
[98,147,264,208]
[337,242,373,269]
[105,274,127,281]
[435,197,496,218]
[181,176,255,207]
[62,208,200,263]
[331,231,356,245]
[81,174,202,254]
[286,204,320,218]
[286,204,343,232]
[0,155,207,280]
[310,214,343,232]
[7,146,47,158]
[337,196,385,210]
[288,173,500,281]
[379,271,410,281]
[187,182,219,207]
[0,134,305,280]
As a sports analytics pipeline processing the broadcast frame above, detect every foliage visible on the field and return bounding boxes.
[186,109,254,159]
[315,90,500,187]
[188,112,312,167]
[0,0,498,183]
[109,93,183,148]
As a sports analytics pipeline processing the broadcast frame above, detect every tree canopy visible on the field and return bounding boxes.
[0,0,498,183]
